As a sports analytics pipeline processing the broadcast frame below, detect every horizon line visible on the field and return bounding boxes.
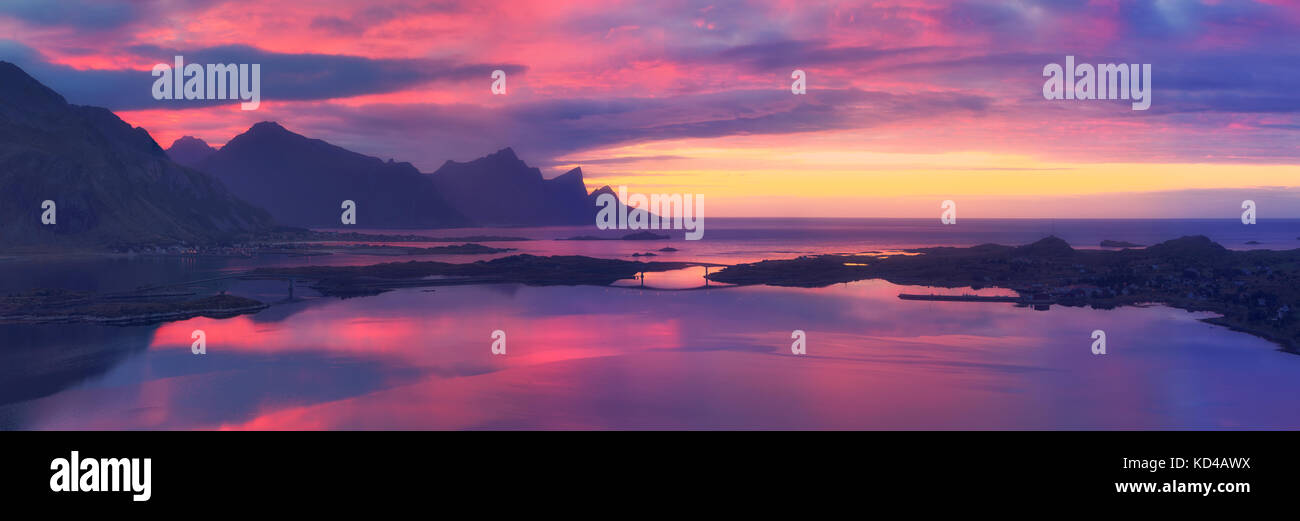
[655,216,1300,221]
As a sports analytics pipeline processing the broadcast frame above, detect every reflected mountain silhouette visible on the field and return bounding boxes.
[0,323,155,407]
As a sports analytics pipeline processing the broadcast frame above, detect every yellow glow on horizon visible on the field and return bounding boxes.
[555,136,1300,217]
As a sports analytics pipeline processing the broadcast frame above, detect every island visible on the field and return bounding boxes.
[706,236,1299,352]
[0,291,267,325]
[334,243,515,256]
[558,231,671,241]
[1100,240,1143,248]
[249,254,705,297]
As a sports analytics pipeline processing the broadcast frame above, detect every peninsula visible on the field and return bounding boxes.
[707,236,1299,351]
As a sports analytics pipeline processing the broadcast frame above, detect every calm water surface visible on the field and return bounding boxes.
[2,219,1297,429]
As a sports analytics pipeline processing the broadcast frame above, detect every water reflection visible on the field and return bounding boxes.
[610,266,731,290]
[4,218,1298,429]
[0,323,155,411]
[3,279,1296,429]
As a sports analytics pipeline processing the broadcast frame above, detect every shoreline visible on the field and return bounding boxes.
[0,293,268,326]
[707,236,1299,353]
[0,303,269,326]
[3,235,1296,354]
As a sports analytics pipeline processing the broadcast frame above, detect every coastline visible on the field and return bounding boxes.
[0,292,268,326]
[3,234,1296,354]
[708,236,1299,352]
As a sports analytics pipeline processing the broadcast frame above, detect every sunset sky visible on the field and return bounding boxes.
[2,0,1298,217]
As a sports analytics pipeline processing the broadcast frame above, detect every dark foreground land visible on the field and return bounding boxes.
[0,291,266,325]
[99,229,530,256]
[286,242,516,256]
[5,236,1297,353]
[707,236,1300,351]
[251,254,704,296]
[1,254,705,322]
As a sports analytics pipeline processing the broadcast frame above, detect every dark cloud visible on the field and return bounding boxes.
[307,5,408,35]
[705,40,944,72]
[0,41,526,110]
[938,1,1028,32]
[861,48,1300,116]
[309,16,367,36]
[0,0,225,30]
[5,0,1298,170]
[1143,54,1300,115]
[931,0,1295,45]
[1112,0,1288,41]
[0,0,140,29]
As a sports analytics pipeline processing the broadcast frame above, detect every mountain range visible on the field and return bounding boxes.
[430,147,597,226]
[177,122,469,228]
[170,125,614,228]
[0,60,619,251]
[0,61,273,250]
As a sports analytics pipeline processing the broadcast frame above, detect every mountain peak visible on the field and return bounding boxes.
[1016,236,1075,257]
[166,136,217,167]
[1147,235,1228,257]
[481,147,526,169]
[428,147,600,226]
[552,167,584,184]
[247,121,291,135]
[0,61,273,248]
[170,135,211,148]
[221,121,317,151]
[192,122,467,228]
[0,60,69,113]
[435,145,534,175]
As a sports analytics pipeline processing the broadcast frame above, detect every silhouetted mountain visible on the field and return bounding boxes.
[431,148,601,226]
[546,166,597,222]
[1146,235,1229,258]
[1015,236,1075,257]
[194,122,469,228]
[166,136,216,166]
[0,61,273,250]
[588,185,617,207]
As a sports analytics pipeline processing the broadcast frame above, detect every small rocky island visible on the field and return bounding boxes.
[1100,240,1143,248]
[332,243,515,256]
[0,291,267,325]
[707,236,1299,351]
[558,231,671,241]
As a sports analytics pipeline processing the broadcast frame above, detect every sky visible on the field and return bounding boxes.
[2,0,1298,218]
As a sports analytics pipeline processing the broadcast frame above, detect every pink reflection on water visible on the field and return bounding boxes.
[12,278,1298,430]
